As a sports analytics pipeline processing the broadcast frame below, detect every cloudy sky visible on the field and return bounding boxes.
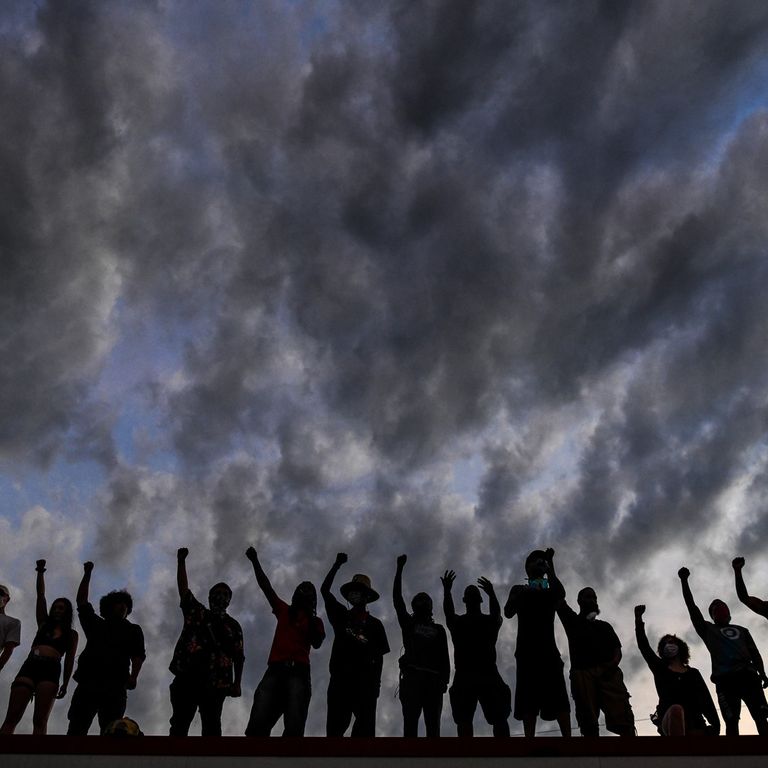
[2,0,768,738]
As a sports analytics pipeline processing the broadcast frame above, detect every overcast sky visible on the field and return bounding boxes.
[2,0,768,737]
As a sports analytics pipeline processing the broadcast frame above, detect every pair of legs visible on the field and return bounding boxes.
[1,654,61,735]
[1,678,58,735]
[399,669,444,737]
[67,682,127,735]
[450,670,511,737]
[515,658,571,737]
[246,663,311,737]
[326,674,379,737]
[570,665,635,737]
[716,668,768,736]
[169,676,227,736]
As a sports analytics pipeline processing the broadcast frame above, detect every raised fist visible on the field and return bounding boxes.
[678,567,690,580]
[335,552,348,566]
[396,554,407,568]
[245,547,257,562]
[177,548,189,560]
[83,561,94,574]
[634,604,646,619]
[732,557,745,571]
[35,559,46,572]
[544,548,555,561]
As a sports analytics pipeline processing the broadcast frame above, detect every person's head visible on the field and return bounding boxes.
[208,582,232,613]
[340,574,379,607]
[291,581,317,614]
[525,550,548,579]
[411,591,433,619]
[49,597,73,628]
[463,584,482,608]
[708,599,731,626]
[657,634,690,665]
[100,590,133,621]
[0,584,9,611]
[577,587,600,618]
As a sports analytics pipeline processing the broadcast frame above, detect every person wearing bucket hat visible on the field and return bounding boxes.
[393,554,449,737]
[321,552,390,736]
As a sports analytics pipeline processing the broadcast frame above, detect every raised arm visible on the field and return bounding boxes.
[634,604,660,669]
[441,570,456,622]
[678,567,707,637]
[245,547,279,610]
[58,629,78,699]
[176,548,189,598]
[76,561,93,607]
[321,552,347,602]
[544,548,565,600]
[733,557,768,618]
[35,559,48,626]
[393,555,409,627]
[478,577,501,621]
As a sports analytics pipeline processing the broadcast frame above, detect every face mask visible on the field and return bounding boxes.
[527,578,549,590]
[662,643,679,659]
[585,611,599,621]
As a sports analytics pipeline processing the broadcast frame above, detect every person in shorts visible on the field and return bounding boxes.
[557,586,634,736]
[504,548,570,736]
[442,569,511,736]
[679,565,768,735]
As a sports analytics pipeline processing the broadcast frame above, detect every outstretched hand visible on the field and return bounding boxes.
[441,570,456,589]
[732,557,745,571]
[477,576,494,594]
[634,604,646,619]
[678,567,690,580]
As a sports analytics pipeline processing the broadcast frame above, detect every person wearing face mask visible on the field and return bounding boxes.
[168,548,244,736]
[321,552,390,737]
[634,604,719,736]
[557,587,634,737]
[0,584,21,676]
[393,554,449,737]
[1,559,78,735]
[504,548,570,737]
[244,547,325,736]
[678,566,768,735]
[442,570,511,737]
[67,561,145,735]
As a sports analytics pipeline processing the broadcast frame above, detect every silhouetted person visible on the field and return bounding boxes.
[0,584,21,675]
[504,548,570,737]
[393,554,449,737]
[442,570,511,737]
[169,548,244,736]
[244,547,325,736]
[1,559,78,735]
[557,587,634,736]
[634,604,719,736]
[678,566,768,735]
[321,552,389,737]
[733,557,768,619]
[67,561,145,735]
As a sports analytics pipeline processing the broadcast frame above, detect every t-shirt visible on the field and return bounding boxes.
[267,598,325,666]
[557,602,621,669]
[169,590,244,689]
[508,582,564,661]
[73,602,145,686]
[446,612,502,676]
[398,614,450,686]
[0,614,21,649]
[324,594,389,682]
[698,621,760,680]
